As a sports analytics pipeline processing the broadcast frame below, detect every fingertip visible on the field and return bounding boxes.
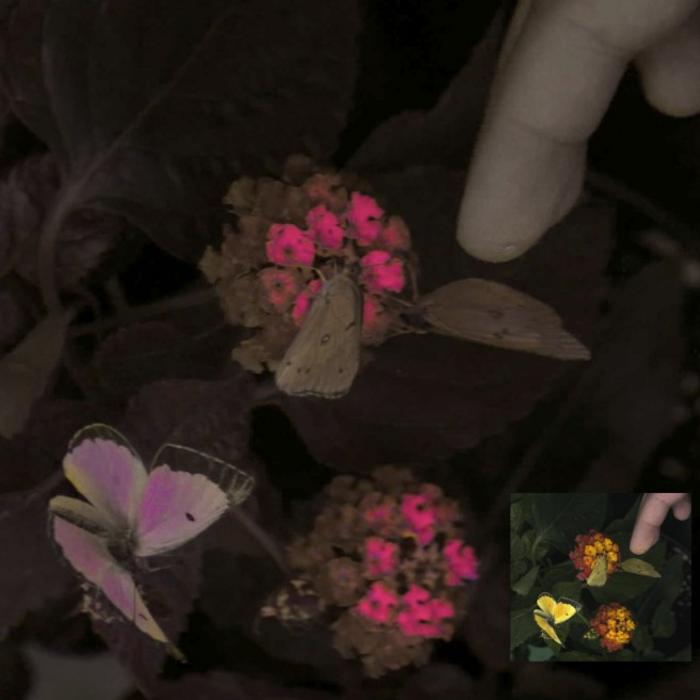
[673,498,692,520]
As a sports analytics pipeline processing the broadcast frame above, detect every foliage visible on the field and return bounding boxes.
[510,494,691,662]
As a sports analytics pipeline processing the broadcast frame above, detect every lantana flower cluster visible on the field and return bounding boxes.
[589,603,636,652]
[264,465,479,678]
[569,530,620,581]
[200,155,416,372]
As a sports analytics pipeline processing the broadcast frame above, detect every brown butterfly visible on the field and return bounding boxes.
[275,273,362,399]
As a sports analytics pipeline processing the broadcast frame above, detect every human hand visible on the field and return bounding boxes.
[629,493,691,555]
[457,0,700,263]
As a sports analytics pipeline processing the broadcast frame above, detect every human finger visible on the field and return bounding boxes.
[630,493,687,554]
[457,0,700,263]
[636,6,700,117]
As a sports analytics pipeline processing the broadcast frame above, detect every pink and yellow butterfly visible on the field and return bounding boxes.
[49,424,254,657]
[532,592,581,647]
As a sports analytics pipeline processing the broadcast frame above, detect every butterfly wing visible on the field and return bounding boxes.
[134,465,229,557]
[53,516,169,645]
[533,609,564,646]
[49,495,114,537]
[535,593,558,618]
[275,274,362,399]
[586,554,608,587]
[420,278,590,360]
[62,424,148,529]
[551,600,579,625]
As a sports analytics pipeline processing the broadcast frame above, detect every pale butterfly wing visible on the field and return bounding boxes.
[134,465,229,557]
[62,424,148,529]
[53,516,169,646]
[586,554,608,587]
[49,495,115,538]
[420,278,590,361]
[533,609,564,646]
[149,443,255,507]
[275,274,362,399]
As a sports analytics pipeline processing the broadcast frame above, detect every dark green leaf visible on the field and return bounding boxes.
[510,607,538,651]
[527,644,554,662]
[589,571,656,604]
[631,625,653,653]
[651,600,676,639]
[512,565,540,597]
[530,493,607,555]
[552,580,584,602]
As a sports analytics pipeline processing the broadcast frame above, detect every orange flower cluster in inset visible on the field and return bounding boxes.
[569,530,620,581]
[589,603,636,652]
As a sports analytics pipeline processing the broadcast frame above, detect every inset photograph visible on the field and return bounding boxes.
[510,493,691,662]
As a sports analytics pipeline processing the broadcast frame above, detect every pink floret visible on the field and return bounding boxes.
[443,539,479,585]
[266,223,316,266]
[356,581,398,624]
[347,192,384,246]
[360,250,405,294]
[258,268,300,311]
[306,204,345,250]
[365,537,399,576]
[291,279,323,326]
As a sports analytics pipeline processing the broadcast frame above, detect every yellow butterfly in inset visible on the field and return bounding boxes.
[532,593,581,646]
[586,554,608,587]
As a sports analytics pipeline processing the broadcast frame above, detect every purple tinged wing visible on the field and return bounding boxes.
[63,425,148,528]
[134,466,228,557]
[52,516,168,645]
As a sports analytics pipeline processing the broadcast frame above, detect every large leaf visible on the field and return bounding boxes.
[0,0,359,264]
[0,310,72,438]
[530,493,607,553]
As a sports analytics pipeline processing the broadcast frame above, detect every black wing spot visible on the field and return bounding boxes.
[338,368,344,374]
[305,368,311,374]
[285,360,292,366]
[320,333,331,345]
[186,512,195,522]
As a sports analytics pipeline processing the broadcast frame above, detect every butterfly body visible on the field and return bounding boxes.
[275,273,362,399]
[532,593,580,647]
[49,424,253,655]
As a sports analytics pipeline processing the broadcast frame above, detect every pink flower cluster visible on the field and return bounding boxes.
[356,582,454,639]
[260,188,412,341]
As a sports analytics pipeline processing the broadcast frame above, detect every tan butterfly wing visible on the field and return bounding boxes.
[275,275,362,399]
[420,278,590,360]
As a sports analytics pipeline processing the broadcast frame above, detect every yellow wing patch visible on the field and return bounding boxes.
[533,610,564,646]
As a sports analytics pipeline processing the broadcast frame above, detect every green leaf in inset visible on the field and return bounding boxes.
[510,607,538,651]
[527,644,554,662]
[619,558,661,578]
[589,571,656,604]
[530,493,607,554]
[552,580,584,602]
[512,565,540,597]
[631,624,653,653]
[510,557,528,585]
[651,600,676,639]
